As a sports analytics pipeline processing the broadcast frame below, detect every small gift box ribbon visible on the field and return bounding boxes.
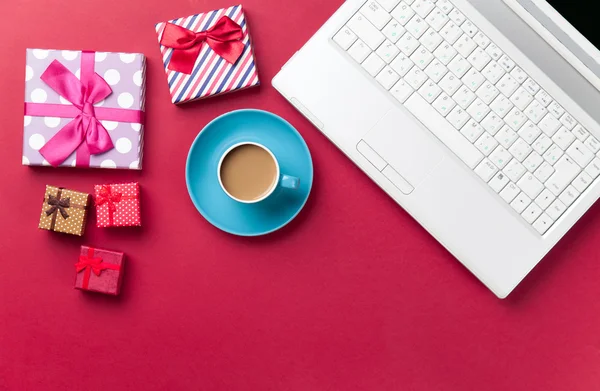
[24,51,145,167]
[95,185,137,226]
[160,15,245,74]
[76,247,121,290]
[44,188,85,231]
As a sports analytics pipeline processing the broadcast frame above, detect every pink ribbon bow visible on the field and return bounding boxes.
[25,51,145,167]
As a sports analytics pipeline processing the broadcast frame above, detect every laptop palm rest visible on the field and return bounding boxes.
[362,109,445,191]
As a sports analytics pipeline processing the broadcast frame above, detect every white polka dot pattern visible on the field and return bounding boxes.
[25,65,33,81]
[44,117,61,128]
[31,88,47,103]
[29,134,45,150]
[62,50,78,61]
[104,69,120,85]
[94,183,141,227]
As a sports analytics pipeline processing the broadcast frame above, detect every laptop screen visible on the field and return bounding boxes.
[546,1,600,50]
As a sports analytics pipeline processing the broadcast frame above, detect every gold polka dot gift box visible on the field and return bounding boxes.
[94,182,141,228]
[39,185,90,236]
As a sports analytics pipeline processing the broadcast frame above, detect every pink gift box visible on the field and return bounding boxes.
[75,246,125,295]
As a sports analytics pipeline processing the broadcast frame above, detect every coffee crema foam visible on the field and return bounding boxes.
[220,144,278,201]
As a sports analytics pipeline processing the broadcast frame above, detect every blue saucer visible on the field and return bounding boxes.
[186,109,313,236]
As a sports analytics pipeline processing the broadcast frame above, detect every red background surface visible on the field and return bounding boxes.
[1,1,600,390]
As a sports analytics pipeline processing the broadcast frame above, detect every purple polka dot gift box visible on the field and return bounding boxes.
[23,49,146,169]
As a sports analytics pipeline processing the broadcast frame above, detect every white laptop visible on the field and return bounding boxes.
[272,0,600,298]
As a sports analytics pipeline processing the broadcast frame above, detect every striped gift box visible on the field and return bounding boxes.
[155,5,260,105]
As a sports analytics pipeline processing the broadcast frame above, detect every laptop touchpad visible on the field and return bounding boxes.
[363,109,445,189]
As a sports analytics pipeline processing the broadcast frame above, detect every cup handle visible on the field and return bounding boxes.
[280,174,300,190]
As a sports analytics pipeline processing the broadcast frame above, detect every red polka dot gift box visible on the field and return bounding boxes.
[75,246,124,296]
[94,183,141,228]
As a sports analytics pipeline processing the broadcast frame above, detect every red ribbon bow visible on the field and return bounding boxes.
[95,185,122,213]
[160,16,245,74]
[75,247,121,290]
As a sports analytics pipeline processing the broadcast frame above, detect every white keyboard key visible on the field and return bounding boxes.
[376,66,401,89]
[523,151,543,172]
[404,0,415,5]
[453,85,476,109]
[490,95,514,118]
[533,213,553,234]
[438,72,461,95]
[390,53,414,76]
[524,100,547,124]
[489,171,510,192]
[497,74,519,97]
[481,61,505,84]
[472,32,491,49]
[535,189,555,209]
[361,1,392,29]
[500,182,521,203]
[433,42,457,65]
[547,199,566,220]
[489,145,511,169]
[560,113,577,130]
[378,0,401,12]
[334,26,358,50]
[495,125,518,148]
[462,68,485,91]
[432,92,456,116]
[517,173,544,199]
[518,121,541,144]
[476,82,500,105]
[481,112,503,135]
[348,39,372,63]
[419,79,442,102]
[404,93,484,168]
[420,28,443,52]
[545,155,581,196]
[585,158,600,179]
[440,21,463,44]
[467,98,490,122]
[448,8,466,25]
[510,87,533,111]
[391,2,416,26]
[348,13,386,50]
[390,79,415,103]
[558,186,579,207]
[552,127,575,151]
[547,101,565,118]
[437,0,454,14]
[410,46,434,69]
[412,0,435,18]
[467,47,491,71]
[376,40,401,63]
[460,20,478,37]
[584,136,600,154]
[538,114,561,136]
[485,44,503,61]
[522,203,542,224]
[424,60,448,82]
[505,107,527,131]
[535,89,552,107]
[572,125,589,142]
[475,158,498,182]
[509,138,532,162]
[475,132,498,156]
[498,54,516,72]
[532,134,553,155]
[404,67,428,89]
[383,19,407,43]
[406,16,428,38]
[523,78,541,95]
[461,119,485,142]
[534,161,555,183]
[511,192,532,214]
[397,32,420,55]
[566,139,595,168]
[454,34,477,58]
[447,106,470,129]
[509,67,527,84]
[572,172,593,193]
[543,144,563,165]
[425,7,449,31]
[448,55,471,78]
[362,53,386,76]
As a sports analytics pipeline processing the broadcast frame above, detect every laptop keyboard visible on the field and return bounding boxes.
[333,0,600,235]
